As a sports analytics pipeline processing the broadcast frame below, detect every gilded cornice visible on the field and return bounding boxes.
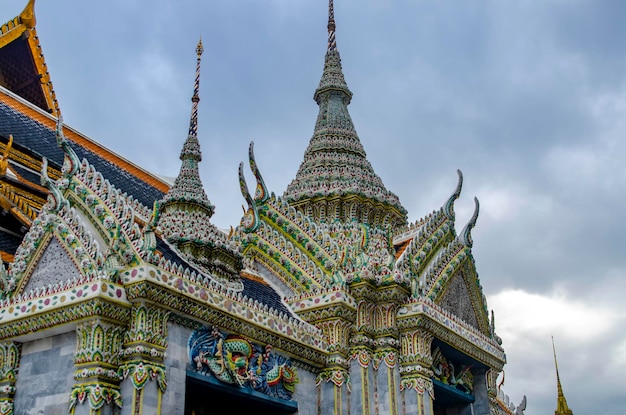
[0,183,37,226]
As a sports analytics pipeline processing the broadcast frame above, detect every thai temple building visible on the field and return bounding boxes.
[0,1,536,414]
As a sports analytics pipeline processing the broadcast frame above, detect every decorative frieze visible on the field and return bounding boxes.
[189,326,299,400]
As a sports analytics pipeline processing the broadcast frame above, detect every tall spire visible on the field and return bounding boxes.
[157,40,243,283]
[160,38,214,217]
[181,38,204,163]
[327,0,336,52]
[284,0,406,229]
[552,336,573,415]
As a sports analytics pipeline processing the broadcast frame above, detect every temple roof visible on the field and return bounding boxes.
[0,0,59,117]
[0,98,167,207]
[155,237,288,315]
[283,0,407,229]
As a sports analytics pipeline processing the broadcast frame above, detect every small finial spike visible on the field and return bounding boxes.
[327,0,337,51]
[196,37,204,57]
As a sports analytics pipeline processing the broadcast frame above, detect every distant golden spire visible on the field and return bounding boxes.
[552,336,573,415]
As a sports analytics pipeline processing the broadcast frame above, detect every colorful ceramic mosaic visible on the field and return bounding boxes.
[69,383,122,412]
[189,326,298,400]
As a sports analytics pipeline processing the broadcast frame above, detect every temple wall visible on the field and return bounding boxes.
[291,365,317,415]
[161,322,193,415]
[13,331,75,415]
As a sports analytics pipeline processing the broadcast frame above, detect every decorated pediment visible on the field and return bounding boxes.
[436,263,486,333]
[20,237,80,294]
[237,142,408,295]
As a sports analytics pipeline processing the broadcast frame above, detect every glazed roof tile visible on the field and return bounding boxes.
[8,162,40,186]
[0,230,22,257]
[241,274,290,315]
[0,101,165,207]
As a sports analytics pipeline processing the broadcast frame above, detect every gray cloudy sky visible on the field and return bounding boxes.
[6,1,626,413]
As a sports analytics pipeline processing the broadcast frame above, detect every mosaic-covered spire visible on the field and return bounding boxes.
[284,0,407,229]
[161,38,214,217]
[158,40,242,282]
[552,337,574,415]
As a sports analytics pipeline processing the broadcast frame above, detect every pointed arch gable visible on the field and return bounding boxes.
[433,259,490,336]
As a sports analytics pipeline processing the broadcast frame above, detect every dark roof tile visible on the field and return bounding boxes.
[0,102,164,207]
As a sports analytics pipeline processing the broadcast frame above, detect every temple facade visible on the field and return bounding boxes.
[0,1,528,414]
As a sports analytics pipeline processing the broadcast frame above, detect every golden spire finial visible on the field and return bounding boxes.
[19,0,36,29]
[552,336,573,415]
[196,37,204,57]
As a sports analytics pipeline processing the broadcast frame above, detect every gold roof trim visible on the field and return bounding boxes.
[0,0,35,48]
[0,0,59,117]
[0,183,36,227]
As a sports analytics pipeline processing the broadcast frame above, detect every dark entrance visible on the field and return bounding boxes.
[184,371,298,415]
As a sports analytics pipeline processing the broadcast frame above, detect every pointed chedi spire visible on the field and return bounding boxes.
[552,336,574,415]
[284,0,407,230]
[157,39,243,283]
[160,38,215,218]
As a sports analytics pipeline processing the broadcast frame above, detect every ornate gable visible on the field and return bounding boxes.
[436,263,483,332]
[20,236,80,294]
[420,198,492,336]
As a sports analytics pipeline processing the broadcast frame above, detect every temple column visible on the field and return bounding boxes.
[316,317,353,415]
[484,368,500,415]
[70,319,125,415]
[373,284,408,415]
[0,341,21,415]
[471,368,490,415]
[119,303,169,415]
[348,283,377,415]
[398,328,434,415]
[294,287,357,415]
